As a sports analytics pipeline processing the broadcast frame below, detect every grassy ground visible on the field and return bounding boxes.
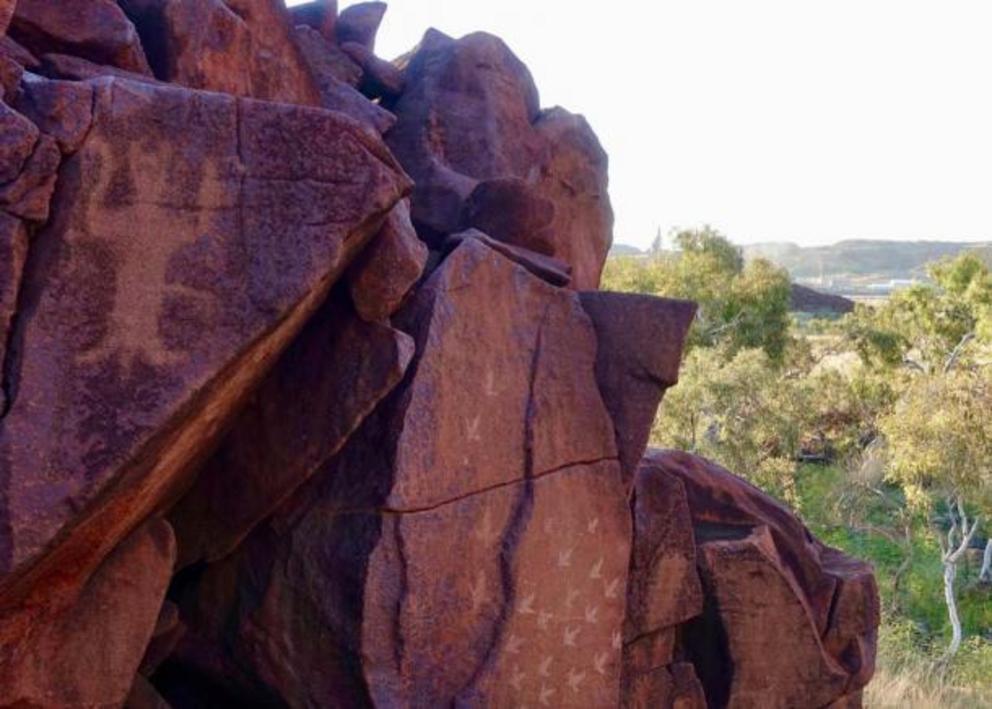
[794,464,992,707]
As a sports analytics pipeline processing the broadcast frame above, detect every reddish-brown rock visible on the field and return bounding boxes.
[170,238,630,706]
[289,0,338,40]
[126,674,172,709]
[0,93,62,223]
[0,1,12,39]
[169,293,415,567]
[39,51,165,85]
[0,11,881,708]
[294,23,395,132]
[0,54,21,99]
[386,30,613,288]
[534,107,614,289]
[346,200,428,322]
[0,77,409,608]
[624,458,702,645]
[0,519,176,707]
[12,74,95,155]
[0,213,27,413]
[462,176,557,255]
[10,0,152,76]
[335,1,386,51]
[150,0,322,105]
[621,457,704,707]
[647,450,880,708]
[446,228,572,287]
[340,40,405,99]
[579,293,696,484]
[138,600,185,676]
[0,35,41,73]
[624,662,706,709]
[294,24,362,87]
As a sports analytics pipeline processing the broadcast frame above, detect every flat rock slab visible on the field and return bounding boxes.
[0,519,176,707]
[10,0,152,75]
[0,76,409,606]
[646,450,880,708]
[579,292,696,485]
[170,239,630,706]
[147,0,321,105]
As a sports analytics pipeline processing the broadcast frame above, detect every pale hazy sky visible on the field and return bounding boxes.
[295,1,992,249]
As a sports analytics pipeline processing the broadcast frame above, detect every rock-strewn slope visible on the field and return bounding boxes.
[0,2,878,707]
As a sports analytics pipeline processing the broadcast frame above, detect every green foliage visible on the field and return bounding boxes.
[843,253,992,374]
[879,371,992,512]
[654,346,811,505]
[605,231,992,699]
[601,227,792,363]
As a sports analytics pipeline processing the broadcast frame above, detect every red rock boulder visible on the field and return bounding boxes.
[643,450,880,708]
[386,30,613,289]
[0,520,176,707]
[0,77,409,612]
[168,238,632,706]
[9,0,152,76]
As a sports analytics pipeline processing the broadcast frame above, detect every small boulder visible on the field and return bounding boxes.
[0,520,176,707]
[340,40,405,99]
[10,0,152,75]
[346,200,428,322]
[335,1,386,51]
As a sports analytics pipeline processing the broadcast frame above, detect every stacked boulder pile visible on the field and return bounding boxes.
[0,1,879,707]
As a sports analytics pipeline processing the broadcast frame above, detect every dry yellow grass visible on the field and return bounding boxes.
[865,664,992,708]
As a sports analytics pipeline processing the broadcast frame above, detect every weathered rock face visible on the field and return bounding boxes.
[386,30,614,289]
[640,450,880,709]
[0,519,176,708]
[10,0,152,76]
[0,3,878,708]
[130,0,322,105]
[170,239,632,706]
[0,76,409,604]
[169,292,416,568]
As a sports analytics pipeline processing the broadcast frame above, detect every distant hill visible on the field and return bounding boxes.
[609,243,643,256]
[790,284,854,314]
[742,240,992,279]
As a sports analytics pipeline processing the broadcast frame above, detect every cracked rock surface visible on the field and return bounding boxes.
[0,2,877,707]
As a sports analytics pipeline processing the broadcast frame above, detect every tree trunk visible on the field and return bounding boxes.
[980,539,992,584]
[939,497,979,661]
[943,559,963,657]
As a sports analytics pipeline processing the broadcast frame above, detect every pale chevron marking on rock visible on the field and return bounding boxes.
[586,517,599,533]
[584,605,599,624]
[593,651,609,675]
[510,665,526,691]
[517,591,536,615]
[538,656,553,677]
[567,668,586,693]
[557,548,573,568]
[563,626,580,647]
[537,609,553,629]
[604,577,620,599]
[467,414,482,441]
[588,557,603,579]
[539,684,556,706]
[506,633,523,654]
